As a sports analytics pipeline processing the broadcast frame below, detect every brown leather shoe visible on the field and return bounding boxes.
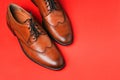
[31,0,73,45]
[7,3,65,70]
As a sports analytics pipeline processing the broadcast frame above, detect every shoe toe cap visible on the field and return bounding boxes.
[56,33,73,46]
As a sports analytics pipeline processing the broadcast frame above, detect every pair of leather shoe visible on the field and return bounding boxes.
[7,0,73,70]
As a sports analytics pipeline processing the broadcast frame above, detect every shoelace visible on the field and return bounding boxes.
[44,0,57,12]
[29,19,40,39]
[27,18,44,43]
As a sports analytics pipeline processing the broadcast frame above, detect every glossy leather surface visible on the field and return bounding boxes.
[7,4,65,70]
[31,0,73,45]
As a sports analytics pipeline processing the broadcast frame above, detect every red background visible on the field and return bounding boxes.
[0,0,120,80]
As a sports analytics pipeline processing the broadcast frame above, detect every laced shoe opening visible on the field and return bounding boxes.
[9,4,31,24]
